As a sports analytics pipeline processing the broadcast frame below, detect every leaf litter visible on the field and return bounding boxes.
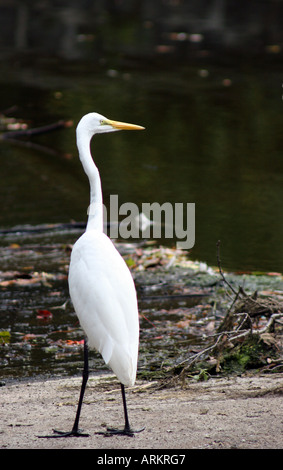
[0,227,282,384]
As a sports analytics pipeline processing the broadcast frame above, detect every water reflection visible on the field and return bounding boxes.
[0,66,283,272]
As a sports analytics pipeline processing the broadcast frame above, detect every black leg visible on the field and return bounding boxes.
[121,384,131,432]
[96,383,145,437]
[38,338,90,438]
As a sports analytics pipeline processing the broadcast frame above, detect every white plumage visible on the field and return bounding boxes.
[68,112,144,388]
[69,229,139,386]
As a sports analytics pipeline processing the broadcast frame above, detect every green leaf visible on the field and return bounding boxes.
[0,330,11,344]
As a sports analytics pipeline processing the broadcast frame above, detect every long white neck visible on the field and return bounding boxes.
[76,128,103,232]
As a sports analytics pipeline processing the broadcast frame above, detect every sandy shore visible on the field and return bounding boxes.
[1,373,282,449]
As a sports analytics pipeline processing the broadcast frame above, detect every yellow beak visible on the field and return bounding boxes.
[106,119,145,131]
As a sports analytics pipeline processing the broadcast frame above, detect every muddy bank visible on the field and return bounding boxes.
[1,232,283,381]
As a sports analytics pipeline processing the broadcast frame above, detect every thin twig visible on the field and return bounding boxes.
[234,312,252,331]
[227,287,241,314]
[174,333,225,371]
[216,240,238,295]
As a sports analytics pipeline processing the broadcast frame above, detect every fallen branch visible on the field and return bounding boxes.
[156,242,283,389]
[257,313,283,334]
[157,311,283,389]
[216,240,283,332]
[0,119,73,140]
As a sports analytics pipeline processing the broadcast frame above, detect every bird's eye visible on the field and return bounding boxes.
[100,119,107,126]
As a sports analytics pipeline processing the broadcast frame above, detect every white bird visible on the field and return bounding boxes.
[42,112,145,438]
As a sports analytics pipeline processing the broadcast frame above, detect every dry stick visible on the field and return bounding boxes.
[178,324,253,373]
[217,240,282,317]
[160,243,283,388]
[157,334,227,389]
[234,312,253,331]
[175,333,225,370]
[163,310,281,386]
[216,241,265,316]
[258,313,283,334]
[216,240,238,295]
[159,242,239,385]
[227,287,241,315]
[178,312,283,372]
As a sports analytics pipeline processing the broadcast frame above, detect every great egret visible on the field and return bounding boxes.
[42,112,145,438]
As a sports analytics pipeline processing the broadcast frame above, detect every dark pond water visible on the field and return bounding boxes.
[1,60,283,380]
[1,62,283,272]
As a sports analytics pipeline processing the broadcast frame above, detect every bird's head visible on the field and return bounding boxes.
[77,112,145,138]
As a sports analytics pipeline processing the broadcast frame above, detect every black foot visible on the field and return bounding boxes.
[96,426,145,437]
[38,428,89,438]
